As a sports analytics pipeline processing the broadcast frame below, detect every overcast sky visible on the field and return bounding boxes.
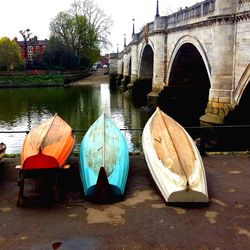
[0,0,201,54]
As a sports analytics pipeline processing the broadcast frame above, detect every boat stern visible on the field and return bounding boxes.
[168,188,209,203]
[22,153,59,170]
[85,167,124,203]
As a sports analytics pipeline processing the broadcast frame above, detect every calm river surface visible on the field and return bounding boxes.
[0,83,150,154]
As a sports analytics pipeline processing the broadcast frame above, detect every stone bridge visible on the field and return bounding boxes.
[110,0,250,125]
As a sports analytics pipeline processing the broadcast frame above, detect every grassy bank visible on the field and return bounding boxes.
[0,74,64,87]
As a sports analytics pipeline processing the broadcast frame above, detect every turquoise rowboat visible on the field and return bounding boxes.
[79,113,129,199]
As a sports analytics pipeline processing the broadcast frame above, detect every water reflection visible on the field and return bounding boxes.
[0,84,150,154]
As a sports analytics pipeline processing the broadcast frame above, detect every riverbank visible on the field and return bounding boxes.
[0,70,94,88]
[0,154,249,249]
[0,74,65,87]
[71,67,109,86]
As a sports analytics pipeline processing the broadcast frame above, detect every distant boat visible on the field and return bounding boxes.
[0,142,6,161]
[21,114,75,170]
[79,113,129,200]
[142,107,209,203]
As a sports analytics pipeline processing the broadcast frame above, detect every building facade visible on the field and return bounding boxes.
[14,36,48,63]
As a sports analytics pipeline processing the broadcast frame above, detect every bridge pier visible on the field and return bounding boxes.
[147,91,159,108]
[200,96,233,125]
[147,83,165,108]
[120,75,131,91]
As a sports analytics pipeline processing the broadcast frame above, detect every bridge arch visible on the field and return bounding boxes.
[234,64,250,106]
[123,54,130,75]
[161,35,211,126]
[126,55,132,76]
[138,42,154,79]
[225,64,250,125]
[122,54,132,89]
[117,60,124,76]
[166,35,211,85]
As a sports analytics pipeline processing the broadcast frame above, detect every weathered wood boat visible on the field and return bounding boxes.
[79,113,129,200]
[20,113,75,170]
[17,114,75,206]
[0,142,6,161]
[142,107,209,203]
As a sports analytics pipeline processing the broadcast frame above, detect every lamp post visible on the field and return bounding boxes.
[117,43,119,54]
[124,33,126,47]
[132,18,135,34]
[156,0,159,17]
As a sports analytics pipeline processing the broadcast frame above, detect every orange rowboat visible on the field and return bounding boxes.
[0,142,6,161]
[21,114,75,170]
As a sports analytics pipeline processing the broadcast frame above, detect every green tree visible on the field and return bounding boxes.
[50,11,99,66]
[0,37,22,71]
[43,36,79,69]
[49,0,112,66]
[50,12,80,56]
[71,0,113,49]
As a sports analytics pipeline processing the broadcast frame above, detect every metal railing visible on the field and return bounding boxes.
[1,124,250,156]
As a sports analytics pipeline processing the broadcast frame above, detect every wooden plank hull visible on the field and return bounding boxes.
[0,143,6,161]
[21,114,75,170]
[79,114,129,197]
[142,107,208,203]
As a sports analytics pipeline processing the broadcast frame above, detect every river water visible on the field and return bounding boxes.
[0,83,151,154]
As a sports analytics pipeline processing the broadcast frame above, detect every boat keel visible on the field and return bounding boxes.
[93,167,112,203]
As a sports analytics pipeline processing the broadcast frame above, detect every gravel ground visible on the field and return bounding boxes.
[0,154,249,249]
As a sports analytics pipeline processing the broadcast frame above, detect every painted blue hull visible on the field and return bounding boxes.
[79,114,129,197]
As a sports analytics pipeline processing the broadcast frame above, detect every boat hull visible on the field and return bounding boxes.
[0,143,6,161]
[79,114,129,197]
[142,107,208,203]
[21,114,75,170]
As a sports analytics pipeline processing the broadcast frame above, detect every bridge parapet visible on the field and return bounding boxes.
[167,0,215,27]
[130,0,216,44]
[238,0,250,11]
[126,0,249,47]
[123,43,132,54]
[138,22,154,42]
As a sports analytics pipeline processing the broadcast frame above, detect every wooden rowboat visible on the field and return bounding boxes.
[17,114,75,206]
[21,114,75,170]
[142,107,209,203]
[0,142,6,161]
[79,113,129,200]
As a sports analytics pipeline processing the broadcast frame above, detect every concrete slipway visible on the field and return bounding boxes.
[0,154,249,250]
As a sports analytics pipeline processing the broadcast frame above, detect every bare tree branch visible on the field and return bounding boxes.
[71,0,113,49]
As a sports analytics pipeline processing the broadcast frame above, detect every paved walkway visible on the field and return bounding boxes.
[0,154,249,249]
[72,68,109,86]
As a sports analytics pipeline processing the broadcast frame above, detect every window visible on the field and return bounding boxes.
[28,54,33,61]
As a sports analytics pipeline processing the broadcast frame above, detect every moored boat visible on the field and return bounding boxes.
[79,113,129,200]
[21,113,75,170]
[142,107,209,203]
[16,114,75,206]
[0,143,6,161]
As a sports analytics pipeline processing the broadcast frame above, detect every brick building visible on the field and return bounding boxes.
[14,36,48,63]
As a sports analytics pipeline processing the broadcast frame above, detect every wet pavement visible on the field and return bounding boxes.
[0,154,249,249]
